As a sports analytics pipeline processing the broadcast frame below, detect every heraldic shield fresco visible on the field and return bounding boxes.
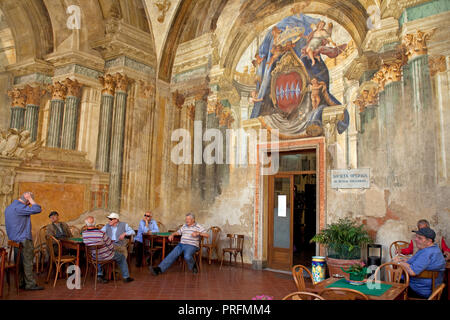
[246,12,350,139]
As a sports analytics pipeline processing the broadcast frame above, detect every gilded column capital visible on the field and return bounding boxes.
[47,81,68,100]
[7,88,27,108]
[219,108,234,128]
[138,80,154,99]
[385,61,403,85]
[24,85,46,106]
[63,78,83,98]
[354,86,379,113]
[99,74,116,96]
[402,29,436,61]
[114,73,133,93]
[371,64,388,91]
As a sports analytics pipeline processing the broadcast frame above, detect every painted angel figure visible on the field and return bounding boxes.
[303,21,346,66]
[309,78,327,110]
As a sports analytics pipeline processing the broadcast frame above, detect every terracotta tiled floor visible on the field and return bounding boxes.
[1,261,300,300]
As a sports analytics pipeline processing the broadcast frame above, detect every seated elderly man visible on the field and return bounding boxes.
[150,213,208,275]
[393,227,446,298]
[100,212,135,258]
[46,211,72,239]
[134,211,159,267]
[82,216,134,283]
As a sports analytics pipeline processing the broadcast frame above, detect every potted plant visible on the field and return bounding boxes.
[341,261,367,282]
[310,217,372,279]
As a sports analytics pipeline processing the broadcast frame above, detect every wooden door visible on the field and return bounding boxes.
[268,174,293,270]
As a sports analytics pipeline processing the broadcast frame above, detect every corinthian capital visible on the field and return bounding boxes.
[7,88,27,108]
[402,29,436,61]
[63,78,83,98]
[114,73,132,92]
[98,74,116,96]
[47,81,67,100]
[24,85,46,106]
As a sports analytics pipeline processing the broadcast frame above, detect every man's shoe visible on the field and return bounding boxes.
[97,276,109,284]
[192,265,198,274]
[25,285,44,291]
[123,277,134,283]
[150,266,161,276]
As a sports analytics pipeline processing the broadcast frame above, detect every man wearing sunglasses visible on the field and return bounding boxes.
[134,211,159,267]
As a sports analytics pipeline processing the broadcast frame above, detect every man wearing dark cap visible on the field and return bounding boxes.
[4,192,43,290]
[46,211,72,240]
[393,227,446,298]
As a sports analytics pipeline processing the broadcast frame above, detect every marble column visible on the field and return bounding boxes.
[7,88,27,130]
[191,93,208,200]
[96,74,116,172]
[46,82,67,148]
[23,85,44,142]
[108,73,131,212]
[61,79,83,150]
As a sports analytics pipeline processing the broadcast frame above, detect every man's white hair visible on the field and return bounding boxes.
[85,217,96,227]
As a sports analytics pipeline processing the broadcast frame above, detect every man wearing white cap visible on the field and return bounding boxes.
[101,212,135,258]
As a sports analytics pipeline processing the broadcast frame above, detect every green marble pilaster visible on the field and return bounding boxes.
[191,99,206,200]
[10,106,25,130]
[24,104,40,141]
[46,99,65,148]
[204,113,219,201]
[61,96,80,150]
[95,94,115,172]
[108,90,128,212]
[408,55,432,112]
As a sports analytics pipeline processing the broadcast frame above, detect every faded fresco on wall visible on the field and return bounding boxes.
[241,8,351,138]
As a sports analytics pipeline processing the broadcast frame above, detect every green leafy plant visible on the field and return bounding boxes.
[310,218,372,259]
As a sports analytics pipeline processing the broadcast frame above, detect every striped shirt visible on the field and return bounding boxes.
[82,228,114,261]
[177,223,206,248]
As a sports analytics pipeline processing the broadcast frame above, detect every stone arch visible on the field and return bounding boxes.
[0,0,53,62]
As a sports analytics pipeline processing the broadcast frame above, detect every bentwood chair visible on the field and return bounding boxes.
[182,236,203,272]
[220,234,244,268]
[84,245,116,290]
[95,224,105,229]
[142,234,162,269]
[389,241,410,259]
[0,229,6,247]
[282,291,325,300]
[0,248,6,298]
[374,262,409,300]
[33,225,47,273]
[156,221,166,232]
[46,235,77,287]
[408,269,441,299]
[202,226,222,264]
[292,264,316,291]
[5,240,22,295]
[69,225,80,238]
[428,283,445,300]
[318,288,369,300]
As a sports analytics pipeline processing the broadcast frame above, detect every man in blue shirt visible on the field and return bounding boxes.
[134,211,159,267]
[5,192,43,290]
[394,227,446,298]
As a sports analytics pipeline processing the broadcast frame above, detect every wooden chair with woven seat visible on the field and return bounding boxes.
[202,226,221,265]
[95,224,105,229]
[68,225,80,238]
[46,235,77,287]
[0,228,6,247]
[84,244,116,290]
[374,262,409,299]
[0,247,6,298]
[292,264,316,291]
[389,241,410,259]
[156,221,166,232]
[5,240,22,295]
[126,235,134,266]
[220,234,244,268]
[428,283,445,300]
[318,288,369,300]
[33,225,47,274]
[282,291,325,300]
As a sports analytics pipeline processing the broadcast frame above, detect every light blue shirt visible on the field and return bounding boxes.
[407,243,446,298]
[134,219,159,243]
[5,200,42,242]
[101,223,135,242]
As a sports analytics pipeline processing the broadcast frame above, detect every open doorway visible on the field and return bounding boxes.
[293,173,316,267]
